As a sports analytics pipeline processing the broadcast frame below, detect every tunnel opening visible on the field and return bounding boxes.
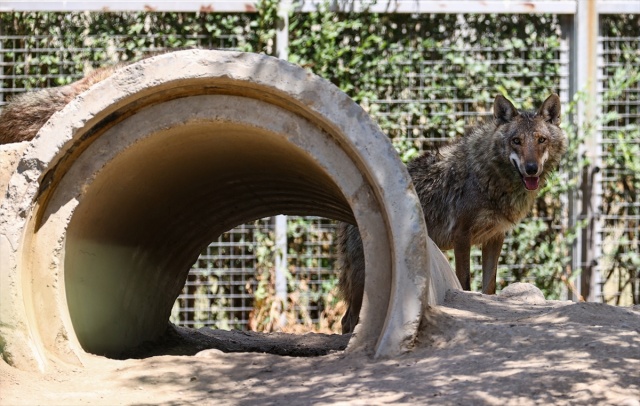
[62,95,360,358]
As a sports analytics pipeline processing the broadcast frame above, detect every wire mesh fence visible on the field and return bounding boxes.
[377,44,569,148]
[0,9,637,333]
[0,33,248,106]
[596,23,640,305]
[171,220,272,330]
[168,217,340,331]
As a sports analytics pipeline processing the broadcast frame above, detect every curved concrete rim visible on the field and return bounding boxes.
[0,49,437,370]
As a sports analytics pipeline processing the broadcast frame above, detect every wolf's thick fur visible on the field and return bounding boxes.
[338,94,567,333]
[0,65,121,144]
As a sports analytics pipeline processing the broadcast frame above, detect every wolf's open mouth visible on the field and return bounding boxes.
[523,176,539,191]
[512,158,540,191]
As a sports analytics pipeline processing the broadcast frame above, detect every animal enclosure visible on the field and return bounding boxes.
[0,1,638,334]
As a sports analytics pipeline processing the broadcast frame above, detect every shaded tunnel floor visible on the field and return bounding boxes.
[115,325,351,359]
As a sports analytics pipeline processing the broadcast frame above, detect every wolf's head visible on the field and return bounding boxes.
[494,94,567,191]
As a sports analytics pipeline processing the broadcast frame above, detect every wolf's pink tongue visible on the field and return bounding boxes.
[524,177,539,190]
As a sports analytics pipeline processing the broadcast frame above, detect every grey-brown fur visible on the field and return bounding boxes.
[0,65,121,144]
[338,94,567,333]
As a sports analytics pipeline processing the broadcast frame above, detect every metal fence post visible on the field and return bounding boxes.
[276,0,291,60]
[274,0,292,328]
[574,0,601,302]
[0,23,4,106]
[274,214,288,328]
[559,14,576,302]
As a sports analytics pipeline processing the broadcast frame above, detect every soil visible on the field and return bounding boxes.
[2,285,639,406]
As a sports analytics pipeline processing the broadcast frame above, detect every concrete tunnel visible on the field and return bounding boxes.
[0,50,458,371]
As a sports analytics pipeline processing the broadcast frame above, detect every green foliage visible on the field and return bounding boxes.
[0,9,275,92]
[599,72,639,304]
[591,15,639,304]
[288,9,563,152]
[288,9,637,302]
[288,8,575,298]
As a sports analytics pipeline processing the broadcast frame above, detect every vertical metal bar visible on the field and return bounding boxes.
[592,24,605,303]
[274,215,288,328]
[276,0,291,60]
[0,22,4,106]
[560,15,574,301]
[574,0,600,302]
[274,0,291,328]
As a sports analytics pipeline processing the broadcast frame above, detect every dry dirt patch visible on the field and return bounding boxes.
[2,286,639,405]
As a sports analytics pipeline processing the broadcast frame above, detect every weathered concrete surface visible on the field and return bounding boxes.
[0,50,458,371]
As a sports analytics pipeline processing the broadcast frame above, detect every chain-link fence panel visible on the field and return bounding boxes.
[597,15,639,305]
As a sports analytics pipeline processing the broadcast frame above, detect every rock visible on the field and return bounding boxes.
[499,282,546,304]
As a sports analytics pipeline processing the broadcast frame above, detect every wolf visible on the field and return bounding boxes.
[338,94,567,333]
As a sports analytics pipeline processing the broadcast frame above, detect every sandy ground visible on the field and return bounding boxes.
[1,285,639,406]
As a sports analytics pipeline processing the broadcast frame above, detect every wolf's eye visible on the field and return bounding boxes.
[512,138,521,145]
[538,137,547,144]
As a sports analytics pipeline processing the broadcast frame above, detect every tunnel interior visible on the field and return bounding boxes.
[62,96,357,357]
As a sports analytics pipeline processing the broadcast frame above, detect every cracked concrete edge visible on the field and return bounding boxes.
[0,142,48,371]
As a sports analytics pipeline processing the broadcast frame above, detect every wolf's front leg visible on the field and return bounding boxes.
[481,233,505,294]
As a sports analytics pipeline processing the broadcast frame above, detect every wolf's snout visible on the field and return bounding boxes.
[525,162,538,175]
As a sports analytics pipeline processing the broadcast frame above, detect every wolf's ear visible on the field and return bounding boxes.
[537,93,561,125]
[494,95,518,125]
